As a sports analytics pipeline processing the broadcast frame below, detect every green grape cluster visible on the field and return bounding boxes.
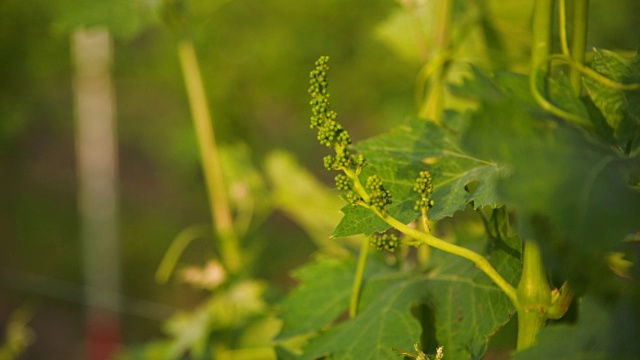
[308,56,330,128]
[366,175,392,213]
[309,56,352,149]
[369,232,399,251]
[413,171,435,212]
[309,56,393,214]
[309,56,361,173]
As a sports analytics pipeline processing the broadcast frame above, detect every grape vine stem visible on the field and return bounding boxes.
[375,210,521,309]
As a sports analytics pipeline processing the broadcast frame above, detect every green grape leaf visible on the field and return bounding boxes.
[332,115,505,238]
[449,65,506,102]
[277,257,354,339]
[547,72,590,120]
[514,297,640,360]
[456,68,589,121]
[277,255,392,339]
[426,252,517,360]
[300,252,515,360]
[298,272,428,360]
[331,205,388,239]
[462,71,640,289]
[583,48,640,146]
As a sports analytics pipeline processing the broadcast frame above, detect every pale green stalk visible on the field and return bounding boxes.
[529,68,593,127]
[569,0,589,93]
[531,0,554,74]
[528,0,561,122]
[558,0,570,56]
[515,0,558,350]
[516,240,551,350]
[550,54,640,91]
[349,237,370,318]
[530,0,582,126]
[533,0,638,125]
[342,166,371,204]
[177,40,242,273]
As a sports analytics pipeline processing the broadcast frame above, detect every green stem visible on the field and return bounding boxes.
[558,0,570,57]
[177,39,242,273]
[343,166,371,204]
[349,237,370,318]
[531,0,554,77]
[530,53,639,127]
[529,0,596,127]
[378,212,520,308]
[529,65,593,127]
[530,0,554,123]
[549,54,640,91]
[516,240,551,351]
[517,4,575,348]
[569,0,589,94]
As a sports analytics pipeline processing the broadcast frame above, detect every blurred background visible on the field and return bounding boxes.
[0,0,638,359]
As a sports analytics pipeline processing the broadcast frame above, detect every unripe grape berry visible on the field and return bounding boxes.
[353,154,367,169]
[346,191,362,207]
[323,155,335,171]
[333,151,351,168]
[335,174,351,191]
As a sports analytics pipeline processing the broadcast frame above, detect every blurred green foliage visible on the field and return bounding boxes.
[1,0,639,358]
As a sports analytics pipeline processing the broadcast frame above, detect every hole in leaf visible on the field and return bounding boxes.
[411,302,438,355]
[464,180,479,194]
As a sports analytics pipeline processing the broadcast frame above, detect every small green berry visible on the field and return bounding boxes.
[323,155,335,171]
[346,191,362,207]
[317,119,345,147]
[333,150,351,168]
[353,154,367,169]
[335,174,351,191]
[336,130,351,146]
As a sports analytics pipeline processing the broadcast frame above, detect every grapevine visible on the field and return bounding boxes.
[308,56,520,310]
